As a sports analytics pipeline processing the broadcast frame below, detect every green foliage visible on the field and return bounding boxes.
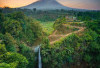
[41,34,82,68]
[77,11,100,21]
[3,19,22,36]
[0,11,43,46]
[0,44,7,55]
[0,13,5,22]
[0,52,28,68]
[42,37,50,47]
[0,13,5,33]
[84,41,100,68]
[53,17,66,30]
[10,12,26,20]
[0,12,41,68]
[85,20,100,34]
[82,21,100,68]
[41,21,54,35]
[0,44,28,68]
[0,8,100,68]
[26,19,43,39]
[22,17,43,45]
[84,54,92,62]
[0,62,18,68]
[4,33,16,52]
[18,43,35,68]
[83,31,100,68]
[41,25,100,68]
[0,63,11,68]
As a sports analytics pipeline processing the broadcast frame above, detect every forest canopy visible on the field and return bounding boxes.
[0,8,100,68]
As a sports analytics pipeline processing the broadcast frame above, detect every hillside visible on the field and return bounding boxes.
[49,24,85,45]
[0,9,100,68]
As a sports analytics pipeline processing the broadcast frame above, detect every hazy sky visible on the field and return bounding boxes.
[0,0,100,10]
[0,0,38,8]
[58,0,100,10]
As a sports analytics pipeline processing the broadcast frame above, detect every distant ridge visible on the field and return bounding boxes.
[20,0,72,10]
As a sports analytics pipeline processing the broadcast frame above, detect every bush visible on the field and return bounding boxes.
[0,44,7,55]
[18,43,36,68]
[0,52,28,68]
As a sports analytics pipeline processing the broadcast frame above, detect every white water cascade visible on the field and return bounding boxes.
[34,45,42,68]
[38,46,42,68]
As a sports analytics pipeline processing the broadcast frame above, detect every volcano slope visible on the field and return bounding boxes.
[21,0,71,10]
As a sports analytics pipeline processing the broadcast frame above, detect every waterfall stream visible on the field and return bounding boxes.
[34,45,42,68]
[38,46,42,68]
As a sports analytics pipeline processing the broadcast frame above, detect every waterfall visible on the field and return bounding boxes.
[34,45,42,68]
[38,45,42,68]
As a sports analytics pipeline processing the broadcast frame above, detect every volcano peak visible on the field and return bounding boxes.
[21,0,71,10]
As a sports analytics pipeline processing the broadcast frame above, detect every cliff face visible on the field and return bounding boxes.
[21,0,71,10]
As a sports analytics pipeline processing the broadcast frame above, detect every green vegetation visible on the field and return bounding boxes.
[0,11,44,68]
[0,44,28,68]
[41,21,54,35]
[0,8,100,68]
[41,20,100,68]
[53,17,66,30]
[2,8,100,22]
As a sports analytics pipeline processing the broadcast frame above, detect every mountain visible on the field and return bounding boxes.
[20,0,72,10]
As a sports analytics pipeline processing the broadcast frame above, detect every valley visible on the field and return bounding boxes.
[0,8,100,68]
